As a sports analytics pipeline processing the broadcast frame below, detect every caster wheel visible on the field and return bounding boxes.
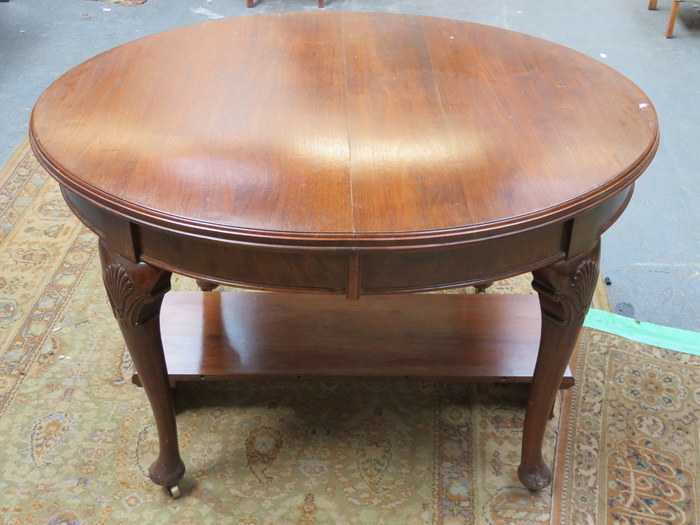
[166,484,181,499]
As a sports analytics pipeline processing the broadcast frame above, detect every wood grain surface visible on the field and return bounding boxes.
[30,12,658,246]
[29,13,659,492]
[152,291,573,386]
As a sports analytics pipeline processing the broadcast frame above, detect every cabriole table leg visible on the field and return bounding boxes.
[98,241,185,492]
[518,240,601,490]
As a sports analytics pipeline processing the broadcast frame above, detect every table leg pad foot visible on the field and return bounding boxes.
[149,458,186,488]
[517,462,552,491]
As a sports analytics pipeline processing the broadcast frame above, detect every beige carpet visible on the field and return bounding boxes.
[1,139,697,523]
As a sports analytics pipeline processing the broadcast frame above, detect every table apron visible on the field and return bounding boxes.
[60,185,632,297]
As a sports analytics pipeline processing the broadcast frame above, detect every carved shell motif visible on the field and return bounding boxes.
[534,257,600,326]
[102,263,154,329]
[569,259,599,318]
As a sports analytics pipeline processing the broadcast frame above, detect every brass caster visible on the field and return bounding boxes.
[166,484,181,499]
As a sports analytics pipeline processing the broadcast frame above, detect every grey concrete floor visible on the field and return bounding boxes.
[1,0,699,331]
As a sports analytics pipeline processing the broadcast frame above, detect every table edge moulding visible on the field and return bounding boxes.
[28,12,659,496]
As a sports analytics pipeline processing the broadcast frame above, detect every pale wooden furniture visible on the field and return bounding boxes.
[649,0,688,37]
[30,12,659,497]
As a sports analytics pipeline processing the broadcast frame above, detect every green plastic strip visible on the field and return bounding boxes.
[583,308,700,356]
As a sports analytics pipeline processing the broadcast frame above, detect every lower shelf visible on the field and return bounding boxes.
[138,291,573,388]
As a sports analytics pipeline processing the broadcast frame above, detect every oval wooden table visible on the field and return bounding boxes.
[30,12,659,495]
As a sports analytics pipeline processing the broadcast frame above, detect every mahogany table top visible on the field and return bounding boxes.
[30,12,658,248]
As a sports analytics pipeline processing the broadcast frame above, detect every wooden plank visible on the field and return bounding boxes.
[148,291,574,388]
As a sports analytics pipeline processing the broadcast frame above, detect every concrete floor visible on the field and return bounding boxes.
[1,0,698,331]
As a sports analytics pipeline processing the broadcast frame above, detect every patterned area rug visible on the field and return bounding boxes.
[553,330,699,523]
[1,139,697,523]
